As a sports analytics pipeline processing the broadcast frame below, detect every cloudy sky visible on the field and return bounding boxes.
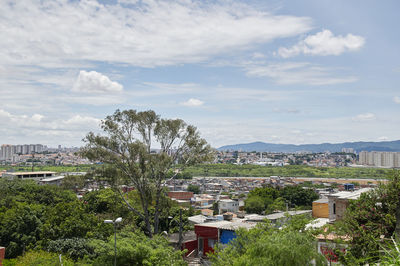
[1,0,399,148]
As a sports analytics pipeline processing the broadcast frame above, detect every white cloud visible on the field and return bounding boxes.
[352,113,376,122]
[394,96,400,104]
[0,1,312,68]
[72,70,123,93]
[277,30,365,58]
[378,136,388,141]
[0,109,101,146]
[245,62,357,85]
[182,98,204,107]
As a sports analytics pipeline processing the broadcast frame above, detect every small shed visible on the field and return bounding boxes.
[312,199,329,218]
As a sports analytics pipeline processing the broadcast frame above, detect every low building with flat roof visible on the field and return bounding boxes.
[39,176,65,186]
[327,188,372,222]
[2,171,56,180]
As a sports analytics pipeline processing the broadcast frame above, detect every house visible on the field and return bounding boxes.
[327,188,372,222]
[218,199,239,214]
[2,171,56,180]
[39,175,65,186]
[194,220,257,256]
[167,191,194,201]
[168,231,197,256]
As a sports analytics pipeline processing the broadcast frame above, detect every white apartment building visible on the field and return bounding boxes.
[0,144,47,161]
[359,151,400,168]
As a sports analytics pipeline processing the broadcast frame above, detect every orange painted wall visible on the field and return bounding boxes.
[312,202,329,218]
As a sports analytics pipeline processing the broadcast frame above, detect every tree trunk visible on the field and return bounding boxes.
[396,193,400,241]
[153,187,162,235]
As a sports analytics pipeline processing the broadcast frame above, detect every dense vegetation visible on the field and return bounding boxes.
[244,185,319,214]
[0,179,188,265]
[210,216,326,265]
[1,164,392,179]
[330,170,400,264]
[183,164,391,179]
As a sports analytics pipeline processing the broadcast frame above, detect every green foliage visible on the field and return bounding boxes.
[244,185,318,214]
[187,184,200,194]
[0,202,44,258]
[41,201,106,242]
[0,180,112,259]
[87,230,186,266]
[46,238,94,261]
[183,164,391,179]
[80,109,213,236]
[210,219,326,266]
[281,186,319,208]
[12,250,77,266]
[335,170,400,263]
[244,196,265,214]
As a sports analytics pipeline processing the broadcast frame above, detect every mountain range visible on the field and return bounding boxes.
[218,140,400,153]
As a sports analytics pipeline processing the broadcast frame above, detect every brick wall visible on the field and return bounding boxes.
[168,191,194,200]
[0,247,5,266]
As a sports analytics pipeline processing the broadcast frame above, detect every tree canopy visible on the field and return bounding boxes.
[81,109,213,236]
[210,217,326,266]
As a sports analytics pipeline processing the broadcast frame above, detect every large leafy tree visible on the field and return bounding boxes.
[88,230,186,266]
[81,109,213,236]
[210,217,326,265]
[335,170,400,264]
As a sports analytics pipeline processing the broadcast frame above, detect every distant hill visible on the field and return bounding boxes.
[218,140,400,153]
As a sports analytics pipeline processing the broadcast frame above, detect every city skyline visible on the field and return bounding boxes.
[1,0,399,147]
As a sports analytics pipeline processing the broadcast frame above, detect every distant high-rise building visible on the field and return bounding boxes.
[341,148,354,154]
[0,144,48,161]
[359,151,400,168]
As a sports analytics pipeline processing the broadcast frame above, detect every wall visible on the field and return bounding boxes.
[312,202,329,218]
[182,240,197,256]
[329,198,350,221]
[220,230,236,244]
[168,191,194,200]
[0,247,5,266]
[194,225,218,255]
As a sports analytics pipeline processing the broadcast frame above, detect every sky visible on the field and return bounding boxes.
[0,0,399,148]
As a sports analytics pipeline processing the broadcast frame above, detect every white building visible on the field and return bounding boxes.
[359,151,400,168]
[218,199,239,214]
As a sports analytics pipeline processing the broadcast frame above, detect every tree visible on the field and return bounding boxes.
[187,184,200,194]
[281,185,319,208]
[210,219,326,265]
[81,109,213,237]
[11,250,77,266]
[335,170,400,263]
[87,230,186,266]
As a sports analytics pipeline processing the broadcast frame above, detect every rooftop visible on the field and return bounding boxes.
[4,171,56,175]
[328,188,372,200]
[195,220,257,231]
[265,210,312,220]
[313,198,329,204]
[40,176,65,182]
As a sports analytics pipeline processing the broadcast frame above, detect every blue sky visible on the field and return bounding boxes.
[0,0,399,147]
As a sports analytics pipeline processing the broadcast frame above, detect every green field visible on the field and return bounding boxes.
[1,163,396,179]
[183,164,396,179]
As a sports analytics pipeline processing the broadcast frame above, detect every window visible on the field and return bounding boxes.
[208,239,216,248]
[333,203,336,215]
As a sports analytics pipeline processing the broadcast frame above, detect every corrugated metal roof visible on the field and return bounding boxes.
[328,188,372,200]
[195,220,257,231]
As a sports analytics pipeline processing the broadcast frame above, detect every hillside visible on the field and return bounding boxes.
[218,140,400,153]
